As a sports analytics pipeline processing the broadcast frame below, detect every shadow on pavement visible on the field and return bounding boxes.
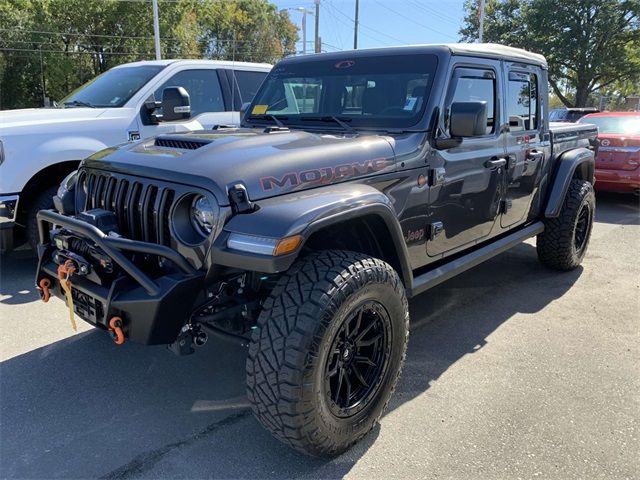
[1,240,583,479]
[0,249,39,306]
[595,191,639,225]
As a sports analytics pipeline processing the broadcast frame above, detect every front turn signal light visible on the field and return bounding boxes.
[274,235,304,256]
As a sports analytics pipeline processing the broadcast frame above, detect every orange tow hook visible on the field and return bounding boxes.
[108,316,125,345]
[38,278,52,303]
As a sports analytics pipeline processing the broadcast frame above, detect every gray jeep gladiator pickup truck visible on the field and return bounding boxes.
[36,43,597,456]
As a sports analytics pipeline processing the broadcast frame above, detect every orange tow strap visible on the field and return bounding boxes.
[57,259,77,331]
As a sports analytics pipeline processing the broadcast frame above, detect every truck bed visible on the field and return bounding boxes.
[549,122,598,159]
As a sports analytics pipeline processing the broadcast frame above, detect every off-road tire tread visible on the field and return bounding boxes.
[26,185,58,251]
[246,250,409,457]
[537,179,594,271]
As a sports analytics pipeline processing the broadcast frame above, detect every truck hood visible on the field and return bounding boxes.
[0,107,109,132]
[85,128,397,203]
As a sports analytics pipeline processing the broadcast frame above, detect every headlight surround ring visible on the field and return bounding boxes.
[171,192,219,246]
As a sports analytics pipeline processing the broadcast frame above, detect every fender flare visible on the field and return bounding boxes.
[211,183,413,288]
[544,147,595,218]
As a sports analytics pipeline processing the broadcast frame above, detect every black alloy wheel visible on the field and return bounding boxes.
[324,300,392,418]
[573,202,591,254]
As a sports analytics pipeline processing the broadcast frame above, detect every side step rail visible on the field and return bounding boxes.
[409,221,544,298]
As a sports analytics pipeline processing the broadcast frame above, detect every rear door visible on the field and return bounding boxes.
[501,65,547,228]
[427,62,506,257]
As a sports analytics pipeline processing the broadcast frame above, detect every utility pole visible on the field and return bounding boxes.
[478,0,486,43]
[353,0,359,49]
[314,0,320,53]
[152,0,161,60]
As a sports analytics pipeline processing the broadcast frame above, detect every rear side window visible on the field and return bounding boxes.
[234,70,268,103]
[449,72,496,134]
[507,72,538,131]
[154,69,224,117]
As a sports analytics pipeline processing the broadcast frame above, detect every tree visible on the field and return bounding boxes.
[0,0,298,109]
[460,0,640,107]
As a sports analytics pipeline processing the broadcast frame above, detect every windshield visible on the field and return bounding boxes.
[61,65,166,108]
[579,115,640,135]
[246,53,437,129]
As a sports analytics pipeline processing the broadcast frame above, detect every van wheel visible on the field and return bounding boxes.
[246,250,409,457]
[537,179,595,271]
[26,186,58,251]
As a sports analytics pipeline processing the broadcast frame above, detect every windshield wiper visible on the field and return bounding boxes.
[63,100,96,108]
[247,114,287,127]
[300,116,356,133]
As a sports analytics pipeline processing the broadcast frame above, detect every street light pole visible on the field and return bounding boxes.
[354,0,359,49]
[295,7,315,55]
[314,0,320,53]
[152,0,161,60]
[301,8,307,54]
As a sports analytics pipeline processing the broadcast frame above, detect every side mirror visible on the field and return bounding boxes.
[240,102,251,122]
[159,86,191,122]
[450,101,487,138]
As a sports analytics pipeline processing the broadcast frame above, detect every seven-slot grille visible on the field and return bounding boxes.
[81,171,175,246]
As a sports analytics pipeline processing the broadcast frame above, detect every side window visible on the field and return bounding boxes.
[234,70,268,103]
[449,73,495,134]
[507,72,538,132]
[154,69,224,117]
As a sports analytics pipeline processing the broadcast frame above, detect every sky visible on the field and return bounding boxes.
[273,0,468,53]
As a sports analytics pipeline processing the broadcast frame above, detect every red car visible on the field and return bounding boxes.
[578,112,640,194]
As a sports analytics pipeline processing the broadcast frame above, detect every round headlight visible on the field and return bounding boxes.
[191,195,215,236]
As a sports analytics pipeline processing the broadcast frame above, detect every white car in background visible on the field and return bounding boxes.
[0,59,271,252]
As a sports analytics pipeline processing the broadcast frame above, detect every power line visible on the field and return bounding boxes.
[406,0,462,27]
[324,0,408,45]
[371,0,458,41]
[0,28,180,41]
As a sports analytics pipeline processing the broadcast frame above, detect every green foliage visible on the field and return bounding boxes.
[460,0,640,108]
[0,0,298,109]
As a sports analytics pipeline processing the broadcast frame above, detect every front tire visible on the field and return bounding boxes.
[26,185,58,251]
[537,179,595,271]
[246,250,409,456]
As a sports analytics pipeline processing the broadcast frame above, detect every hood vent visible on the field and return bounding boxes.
[154,136,211,150]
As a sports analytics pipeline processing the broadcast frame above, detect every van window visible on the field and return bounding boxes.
[507,72,538,131]
[154,69,224,117]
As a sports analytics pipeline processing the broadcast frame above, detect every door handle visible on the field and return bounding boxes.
[484,158,507,169]
[527,150,544,161]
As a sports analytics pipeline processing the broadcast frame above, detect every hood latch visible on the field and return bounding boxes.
[228,184,257,214]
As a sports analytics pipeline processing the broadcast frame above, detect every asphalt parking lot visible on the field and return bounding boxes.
[1,192,638,480]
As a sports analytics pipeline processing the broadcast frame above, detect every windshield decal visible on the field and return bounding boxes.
[252,105,269,115]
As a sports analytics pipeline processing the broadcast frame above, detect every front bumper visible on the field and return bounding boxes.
[594,168,640,193]
[35,210,204,345]
[0,194,19,229]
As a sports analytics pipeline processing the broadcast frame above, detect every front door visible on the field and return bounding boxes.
[501,67,547,228]
[427,64,506,257]
[138,68,235,139]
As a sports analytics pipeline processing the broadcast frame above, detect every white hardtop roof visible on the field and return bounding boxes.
[443,43,547,67]
[306,42,547,69]
[113,59,272,70]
